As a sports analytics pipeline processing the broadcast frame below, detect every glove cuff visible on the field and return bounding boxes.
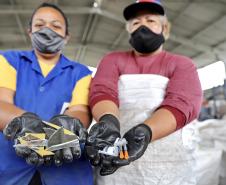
[50,114,82,123]
[22,112,39,118]
[99,114,120,131]
[138,123,152,142]
[50,114,71,121]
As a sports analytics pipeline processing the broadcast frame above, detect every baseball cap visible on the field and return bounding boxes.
[123,0,165,20]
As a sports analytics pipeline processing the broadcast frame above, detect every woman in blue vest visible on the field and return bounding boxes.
[0,3,93,185]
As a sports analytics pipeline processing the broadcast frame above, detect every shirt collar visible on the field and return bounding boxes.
[20,50,37,62]
[20,50,74,69]
[58,54,74,68]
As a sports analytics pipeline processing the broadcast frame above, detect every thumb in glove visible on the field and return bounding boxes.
[100,123,152,176]
[3,112,44,140]
[85,114,121,166]
[120,123,151,162]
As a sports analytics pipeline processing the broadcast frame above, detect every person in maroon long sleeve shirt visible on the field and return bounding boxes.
[86,0,202,184]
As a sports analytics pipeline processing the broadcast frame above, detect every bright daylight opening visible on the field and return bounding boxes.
[198,61,225,91]
[88,66,97,77]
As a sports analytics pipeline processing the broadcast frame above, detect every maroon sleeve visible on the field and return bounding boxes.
[89,53,121,109]
[159,105,186,130]
[160,56,203,125]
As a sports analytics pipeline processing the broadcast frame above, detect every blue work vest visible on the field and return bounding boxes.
[0,50,93,185]
[2,50,91,120]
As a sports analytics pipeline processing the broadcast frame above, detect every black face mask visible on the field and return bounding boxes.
[129,25,165,54]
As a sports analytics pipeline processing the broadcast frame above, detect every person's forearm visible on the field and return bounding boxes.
[91,100,119,121]
[144,108,177,142]
[64,109,92,128]
[0,101,25,130]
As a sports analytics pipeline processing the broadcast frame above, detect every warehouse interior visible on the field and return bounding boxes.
[1,0,226,68]
[0,0,226,185]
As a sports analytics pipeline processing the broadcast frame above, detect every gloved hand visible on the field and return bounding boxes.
[15,144,52,166]
[3,112,49,166]
[99,123,152,176]
[3,112,45,140]
[85,114,121,167]
[49,114,88,166]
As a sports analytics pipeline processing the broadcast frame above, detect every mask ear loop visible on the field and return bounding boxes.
[162,20,171,40]
[160,26,166,42]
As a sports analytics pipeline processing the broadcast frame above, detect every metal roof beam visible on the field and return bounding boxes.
[75,13,94,61]
[170,34,223,55]
[169,0,195,24]
[110,29,127,49]
[0,7,94,15]
[75,0,104,62]
[172,14,226,53]
[9,0,28,45]
[1,5,225,57]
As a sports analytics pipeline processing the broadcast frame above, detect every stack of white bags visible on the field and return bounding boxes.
[182,118,226,185]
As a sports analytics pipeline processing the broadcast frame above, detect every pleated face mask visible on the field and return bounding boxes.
[31,27,66,54]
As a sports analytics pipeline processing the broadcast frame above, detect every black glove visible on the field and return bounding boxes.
[3,112,45,140]
[49,114,88,166]
[3,112,49,166]
[85,114,121,167]
[100,123,152,176]
[15,145,52,166]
